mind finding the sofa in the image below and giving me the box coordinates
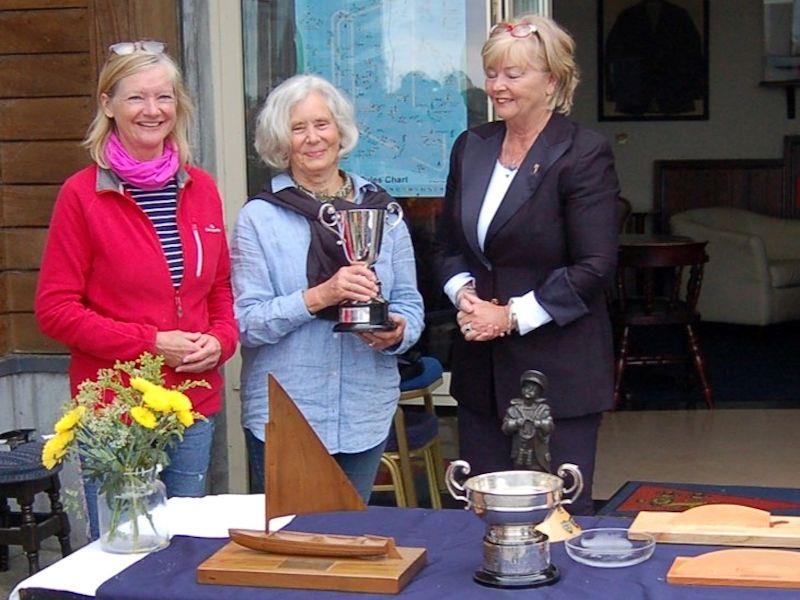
[670,207,800,326]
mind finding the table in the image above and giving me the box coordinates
[11,495,288,600]
[14,498,800,599]
[619,234,694,247]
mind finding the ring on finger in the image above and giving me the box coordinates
[464,323,473,333]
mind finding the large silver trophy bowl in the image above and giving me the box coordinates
[446,460,583,588]
[318,201,403,332]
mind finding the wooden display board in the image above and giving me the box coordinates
[629,504,800,548]
[198,542,426,594]
[668,548,800,589]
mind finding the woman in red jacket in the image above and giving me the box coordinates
[35,41,237,538]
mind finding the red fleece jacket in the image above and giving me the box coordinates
[35,164,237,416]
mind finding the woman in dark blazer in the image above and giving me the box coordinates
[434,15,619,514]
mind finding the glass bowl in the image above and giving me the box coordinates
[564,528,655,568]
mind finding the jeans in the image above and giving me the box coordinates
[244,427,387,504]
[84,416,216,540]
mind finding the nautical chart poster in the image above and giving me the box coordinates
[294,0,468,197]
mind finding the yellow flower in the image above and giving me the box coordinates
[42,442,61,469]
[176,410,194,427]
[129,377,157,394]
[166,390,192,413]
[142,387,173,413]
[58,430,75,445]
[41,431,75,469]
[54,406,86,433]
[130,406,157,429]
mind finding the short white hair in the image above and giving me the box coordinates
[254,74,359,170]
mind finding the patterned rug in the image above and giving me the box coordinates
[598,481,800,516]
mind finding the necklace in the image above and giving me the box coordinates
[499,137,539,171]
[292,170,353,202]
[499,114,552,170]
[499,147,527,171]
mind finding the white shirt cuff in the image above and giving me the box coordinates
[444,272,474,307]
[512,291,553,335]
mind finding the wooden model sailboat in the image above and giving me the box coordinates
[197,375,427,594]
[228,375,400,558]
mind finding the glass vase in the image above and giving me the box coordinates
[98,467,170,553]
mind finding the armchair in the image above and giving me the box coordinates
[670,208,800,325]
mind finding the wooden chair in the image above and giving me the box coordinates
[0,435,72,575]
[373,357,444,509]
[613,241,713,409]
[617,196,633,234]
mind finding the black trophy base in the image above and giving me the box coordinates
[473,564,560,589]
[333,300,397,333]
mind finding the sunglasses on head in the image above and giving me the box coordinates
[108,40,166,55]
[490,22,538,39]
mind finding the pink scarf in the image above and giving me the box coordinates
[105,131,180,190]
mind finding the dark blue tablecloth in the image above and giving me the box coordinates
[93,506,798,599]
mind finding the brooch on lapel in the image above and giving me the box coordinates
[532,163,541,175]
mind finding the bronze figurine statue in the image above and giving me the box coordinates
[501,370,554,473]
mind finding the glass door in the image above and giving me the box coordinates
[242,0,493,198]
[240,0,551,352]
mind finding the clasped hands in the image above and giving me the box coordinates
[456,285,511,342]
[155,330,222,373]
[303,264,406,351]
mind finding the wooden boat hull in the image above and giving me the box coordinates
[229,528,401,558]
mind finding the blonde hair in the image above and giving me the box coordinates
[482,14,579,114]
[83,49,194,168]
[254,74,359,170]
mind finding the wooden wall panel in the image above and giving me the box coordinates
[0,54,92,98]
[0,272,37,312]
[783,136,800,220]
[10,313,66,353]
[0,141,90,183]
[89,0,129,74]
[0,9,88,54]
[654,159,787,231]
[1,1,87,8]
[0,315,8,355]
[131,0,179,54]
[1,229,48,270]
[0,97,93,141]
[90,0,180,78]
[0,185,60,227]
[0,0,179,356]
[0,273,6,313]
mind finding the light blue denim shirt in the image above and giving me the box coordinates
[231,172,424,453]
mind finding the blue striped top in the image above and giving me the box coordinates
[126,180,184,287]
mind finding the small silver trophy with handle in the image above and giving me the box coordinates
[446,461,583,588]
[318,201,404,332]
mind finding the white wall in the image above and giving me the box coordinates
[556,0,800,212]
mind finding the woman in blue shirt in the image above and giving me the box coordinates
[231,74,424,501]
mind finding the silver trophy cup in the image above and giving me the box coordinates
[318,201,404,332]
[446,460,583,588]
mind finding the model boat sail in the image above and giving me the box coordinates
[228,375,399,558]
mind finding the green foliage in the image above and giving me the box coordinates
[55,353,208,496]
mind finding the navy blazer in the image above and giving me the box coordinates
[434,114,620,419]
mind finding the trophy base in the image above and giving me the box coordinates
[333,322,396,333]
[473,564,559,589]
[333,300,397,333]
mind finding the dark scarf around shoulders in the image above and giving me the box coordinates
[249,182,396,321]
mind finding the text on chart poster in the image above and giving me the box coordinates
[294,0,468,197]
